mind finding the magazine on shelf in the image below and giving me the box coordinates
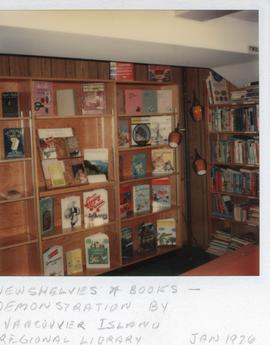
[3,128,25,159]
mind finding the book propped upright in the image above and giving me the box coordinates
[125,89,142,115]
[83,189,109,228]
[151,148,175,175]
[84,148,109,183]
[121,227,133,259]
[3,128,24,159]
[143,90,158,114]
[33,81,54,116]
[61,196,81,232]
[157,218,176,246]
[85,232,110,269]
[81,83,105,115]
[157,89,173,113]
[56,89,77,116]
[39,197,54,236]
[110,62,134,81]
[133,184,150,214]
[43,245,64,276]
[152,178,171,212]
[148,65,172,82]
[2,92,19,117]
[66,248,83,275]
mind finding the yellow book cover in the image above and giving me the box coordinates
[66,248,83,275]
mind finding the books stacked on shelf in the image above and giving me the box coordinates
[84,148,108,183]
[229,232,257,251]
[211,135,259,166]
[152,178,171,212]
[206,230,231,256]
[43,245,64,276]
[206,71,229,105]
[210,106,258,132]
[66,248,83,275]
[157,218,176,246]
[211,166,259,196]
[110,62,134,81]
[121,227,133,259]
[61,196,81,232]
[230,82,259,104]
[83,189,109,228]
[247,204,259,226]
[85,232,110,269]
[2,92,19,117]
[81,83,105,115]
[3,128,24,159]
[33,81,54,116]
[148,65,172,82]
[151,148,175,175]
[212,194,233,219]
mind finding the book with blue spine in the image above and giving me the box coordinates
[132,153,146,178]
[3,128,24,159]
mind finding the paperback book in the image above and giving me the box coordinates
[84,148,109,183]
[43,245,64,276]
[120,184,133,218]
[33,81,54,116]
[83,188,109,228]
[148,65,172,82]
[68,158,88,184]
[131,117,151,146]
[157,218,176,246]
[121,227,133,259]
[138,222,157,253]
[41,159,66,188]
[157,89,173,113]
[152,178,171,212]
[143,90,158,113]
[151,148,175,175]
[61,195,81,231]
[132,153,146,178]
[124,89,142,114]
[66,248,83,275]
[150,116,172,145]
[133,184,150,214]
[118,119,130,147]
[3,128,24,159]
[39,197,54,236]
[2,92,19,117]
[56,89,77,116]
[81,83,105,115]
[85,232,110,269]
[110,62,134,81]
[206,71,229,105]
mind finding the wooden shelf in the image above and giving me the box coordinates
[208,102,258,108]
[0,234,37,250]
[0,194,34,204]
[209,131,259,135]
[35,114,113,120]
[0,157,32,164]
[119,144,171,152]
[210,162,259,169]
[118,112,175,117]
[0,116,31,121]
[210,191,259,200]
[121,205,179,223]
[120,172,179,184]
[211,215,259,227]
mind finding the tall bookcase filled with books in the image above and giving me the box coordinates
[205,73,259,256]
[0,78,40,275]
[116,82,183,266]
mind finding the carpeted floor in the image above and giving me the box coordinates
[103,246,213,276]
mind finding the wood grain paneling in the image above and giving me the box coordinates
[88,61,98,79]
[51,58,67,78]
[0,56,10,76]
[65,59,77,78]
[74,60,89,79]
[97,61,110,79]
[28,57,52,78]
[9,56,29,76]
[134,64,148,81]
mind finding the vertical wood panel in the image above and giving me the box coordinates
[51,58,67,78]
[9,56,29,76]
[0,56,10,76]
[74,60,89,79]
[134,64,148,81]
[97,61,110,79]
[28,57,52,78]
[65,60,76,78]
[88,61,98,79]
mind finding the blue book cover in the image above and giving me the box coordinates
[132,153,146,178]
[143,90,158,113]
[133,184,150,214]
[3,128,24,159]
[40,197,54,236]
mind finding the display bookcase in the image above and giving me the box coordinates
[0,77,183,276]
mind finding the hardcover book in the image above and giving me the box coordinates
[3,128,24,159]
[132,153,146,178]
[152,177,171,212]
[2,92,19,117]
[43,245,64,276]
[121,227,133,259]
[56,89,76,116]
[84,148,108,183]
[124,89,142,114]
[148,65,172,82]
[131,117,151,146]
[39,197,54,236]
[150,116,172,145]
[151,148,175,175]
[110,62,134,81]
[83,188,109,228]
[118,119,130,147]
[33,81,54,116]
[157,89,173,113]
[81,83,105,115]
[85,232,110,269]
[133,184,150,214]
[66,248,83,275]
[41,159,66,188]
[61,195,81,231]
[157,218,176,246]
[143,90,158,113]
[120,184,133,218]
[138,222,157,253]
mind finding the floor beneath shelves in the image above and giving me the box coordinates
[102,246,214,276]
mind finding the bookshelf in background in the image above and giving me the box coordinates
[205,73,259,257]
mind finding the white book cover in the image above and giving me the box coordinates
[61,196,81,231]
[43,245,64,276]
[38,127,74,139]
[157,218,176,246]
[150,115,172,145]
[56,89,76,116]
[85,232,110,269]
[157,89,173,113]
[84,148,108,183]
[83,189,109,228]
[151,148,175,175]
[132,184,151,214]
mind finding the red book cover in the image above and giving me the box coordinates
[125,89,143,114]
[33,81,54,116]
[148,65,172,82]
[110,62,134,81]
[120,184,133,218]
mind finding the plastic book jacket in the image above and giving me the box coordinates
[152,177,171,212]
[61,195,81,231]
[138,222,157,253]
[43,245,64,276]
[83,189,109,228]
[39,197,54,236]
[85,232,110,269]
[33,81,54,116]
[157,218,176,246]
[151,148,175,175]
[3,128,24,159]
[133,184,150,214]
[66,248,83,275]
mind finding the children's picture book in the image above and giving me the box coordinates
[56,89,76,116]
[110,62,134,81]
[118,119,130,147]
[152,178,171,212]
[33,81,54,116]
[66,248,83,275]
[148,65,172,82]
[3,128,24,159]
[85,232,110,269]
[157,89,173,113]
[131,117,151,146]
[84,148,108,183]
[2,92,19,117]
[157,218,176,246]
[133,184,150,214]
[143,90,158,113]
[43,245,64,276]
[65,136,81,158]
[124,89,142,114]
[39,137,57,159]
[83,189,109,228]
[132,153,146,178]
[41,159,66,188]
[39,197,54,236]
[151,148,175,175]
[69,159,88,184]
[138,222,157,253]
[150,116,172,145]
[121,227,133,259]
[61,196,81,231]
[120,184,133,218]
[206,71,229,105]
[81,83,105,115]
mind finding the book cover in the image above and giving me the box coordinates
[138,222,157,253]
[56,89,76,116]
[69,158,88,184]
[150,115,172,145]
[39,137,57,159]
[61,195,81,231]
[39,197,54,236]
[133,184,150,214]
[3,128,24,159]
[157,218,176,246]
[151,148,175,175]
[120,184,132,218]
[148,65,172,82]
[118,119,130,147]
[66,248,83,275]
[110,62,134,81]
[33,81,54,116]
[157,89,173,113]
[83,188,109,228]
[85,232,110,269]
[121,227,133,259]
[81,83,105,115]
[142,90,158,113]
[84,148,108,183]
[152,178,171,212]
[131,117,151,146]
[208,71,229,105]
[132,153,146,178]
[124,89,142,114]
[43,245,64,276]
[41,159,66,188]
[2,92,19,117]
[65,136,81,158]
